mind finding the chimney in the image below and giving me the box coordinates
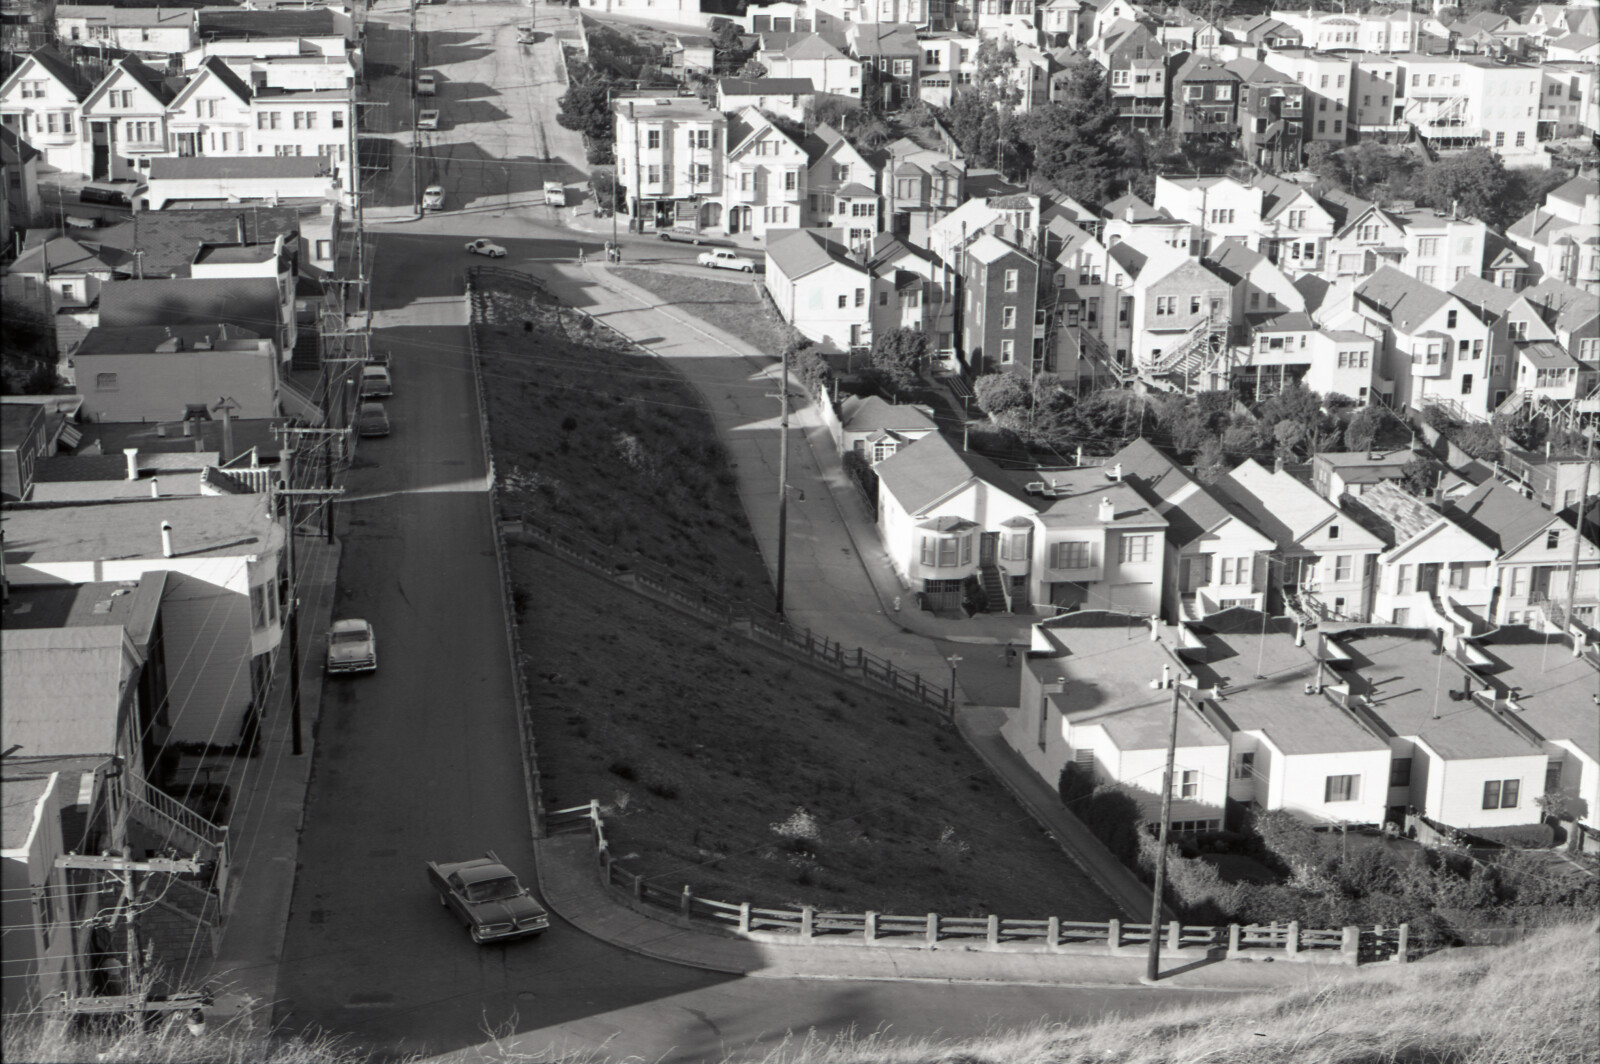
[1112,462,1122,481]
[1098,496,1115,522]
[150,478,160,498]
[123,447,139,481]
[1149,615,1160,642]
[1161,663,1171,689]
[160,521,174,558]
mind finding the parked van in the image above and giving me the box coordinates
[79,184,131,207]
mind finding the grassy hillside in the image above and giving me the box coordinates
[728,921,1600,1064]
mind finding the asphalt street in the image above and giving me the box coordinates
[270,5,1223,1060]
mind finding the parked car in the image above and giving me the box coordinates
[543,180,567,207]
[417,109,441,131]
[422,185,445,211]
[416,72,437,95]
[79,184,131,207]
[657,230,716,246]
[326,619,377,674]
[516,24,536,43]
[360,363,393,398]
[465,238,507,258]
[426,851,549,944]
[697,248,756,272]
[356,401,390,437]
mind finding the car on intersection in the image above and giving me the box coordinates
[465,238,507,258]
[426,851,549,944]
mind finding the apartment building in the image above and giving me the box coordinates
[1102,20,1168,130]
[959,232,1047,379]
[614,95,726,233]
[1395,54,1549,163]
[1444,480,1600,628]
[1171,54,1241,139]
[1325,202,1489,290]
[1227,58,1306,172]
[55,4,196,55]
[1260,48,1355,145]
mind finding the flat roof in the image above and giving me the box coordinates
[2,494,280,566]
[1467,630,1598,761]
[0,574,165,642]
[1181,612,1390,756]
[1332,630,1545,761]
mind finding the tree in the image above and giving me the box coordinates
[590,167,619,212]
[1452,421,1502,462]
[1305,142,1349,191]
[1400,457,1443,497]
[1344,405,1384,452]
[710,20,756,75]
[869,327,930,394]
[1417,148,1511,227]
[973,372,1029,416]
[557,76,615,146]
[938,40,1030,177]
[1019,59,1123,206]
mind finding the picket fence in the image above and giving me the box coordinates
[548,802,1409,966]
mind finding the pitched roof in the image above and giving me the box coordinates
[1109,438,1237,548]
[782,34,851,62]
[0,124,41,166]
[6,47,94,100]
[1203,238,1266,284]
[1443,479,1562,554]
[718,77,815,95]
[1,627,132,756]
[838,395,937,434]
[98,277,282,336]
[104,56,182,107]
[1354,266,1455,335]
[171,56,254,110]
[1340,480,1444,548]
[851,23,919,56]
[89,207,303,278]
[1521,277,1600,332]
[1215,458,1380,549]
[10,235,131,275]
[875,431,1026,514]
[764,228,863,280]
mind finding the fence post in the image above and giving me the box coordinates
[679,885,693,920]
[1167,920,1182,951]
[806,631,814,655]
[1395,923,1409,964]
[1342,925,1360,963]
[800,905,814,941]
[1286,920,1300,959]
[926,913,939,948]
[1228,923,1241,957]
[1047,916,1060,953]
[631,872,642,901]
[856,647,865,671]
[1107,918,1121,951]
[987,914,1000,948]
[738,902,751,935]
[864,911,877,945]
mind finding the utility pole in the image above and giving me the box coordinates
[1565,430,1594,656]
[1146,681,1181,983]
[631,100,642,234]
[772,344,791,615]
[277,446,304,756]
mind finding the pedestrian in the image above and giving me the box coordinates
[578,246,586,265]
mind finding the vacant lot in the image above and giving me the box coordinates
[610,266,798,357]
[478,273,1119,919]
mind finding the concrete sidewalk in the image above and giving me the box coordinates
[200,537,342,1043]
[533,831,1363,994]
[515,262,1157,923]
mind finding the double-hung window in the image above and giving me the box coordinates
[1324,774,1359,802]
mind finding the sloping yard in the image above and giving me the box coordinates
[609,266,798,356]
[479,272,1120,919]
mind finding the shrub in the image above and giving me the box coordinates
[973,372,1029,415]
[608,760,637,781]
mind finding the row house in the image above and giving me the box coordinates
[1344,480,1500,626]
[1,124,43,244]
[1324,200,1488,289]
[959,232,1050,379]
[1537,63,1593,140]
[613,95,726,233]
[764,227,880,352]
[1507,176,1600,294]
[1445,479,1600,628]
[1227,58,1306,171]
[875,431,1169,615]
[1526,3,1600,43]
[1311,448,1416,502]
[1451,275,1600,422]
[716,77,816,123]
[55,4,196,55]
[809,0,936,38]
[1114,439,1275,622]
[928,190,1041,264]
[1123,244,1234,387]
[1171,54,1241,139]
[915,31,977,108]
[1216,458,1386,621]
[1039,0,1086,49]
[847,22,921,110]
[1152,172,1333,268]
[1224,13,1303,51]
[720,107,807,239]
[1103,20,1169,129]
[3,234,130,354]
[760,34,864,100]
[803,121,882,241]
[1090,1,1146,50]
[1203,238,1305,331]
[1154,7,1223,54]
[1259,48,1354,146]
[884,135,965,246]
[1237,311,1386,406]
[1339,266,1506,419]
[867,233,957,367]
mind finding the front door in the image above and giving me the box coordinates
[176,132,198,157]
[728,206,741,234]
[91,121,110,180]
[1418,563,1441,594]
[979,532,999,566]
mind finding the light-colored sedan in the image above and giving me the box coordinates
[423,185,445,211]
[697,248,756,272]
[326,619,377,674]
[416,72,436,95]
[417,109,441,131]
[466,238,507,258]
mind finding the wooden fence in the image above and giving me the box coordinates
[548,801,1408,966]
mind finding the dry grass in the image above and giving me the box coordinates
[609,266,800,356]
[0,1010,403,1064]
[715,921,1600,1064]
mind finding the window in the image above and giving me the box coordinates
[1333,120,1342,133]
[1119,535,1151,564]
[1155,295,1176,316]
[1417,266,1437,285]
[1318,120,1326,133]
[838,294,848,309]
[695,163,711,183]
[95,372,118,391]
[854,288,865,307]
[333,111,345,128]
[1482,779,1520,809]
[693,129,711,149]
[850,202,875,217]
[1052,541,1091,569]
[1112,69,1130,86]
[1185,84,1203,100]
[647,129,661,149]
[1234,751,1255,780]
[1215,84,1232,101]
[1495,132,1505,147]
[1325,774,1360,802]
[784,170,797,191]
[1546,529,1560,549]
[1001,532,1030,562]
[1002,306,1017,329]
[1209,209,1235,224]
[647,164,661,183]
[1445,308,1457,327]
[1177,770,1199,799]
[1335,555,1352,582]
[1329,524,1339,540]
[893,59,913,78]
[1390,758,1412,788]
[1003,268,1018,293]
[1461,374,1473,396]
[1515,131,1526,147]
[258,111,281,130]
[1000,338,1015,363]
